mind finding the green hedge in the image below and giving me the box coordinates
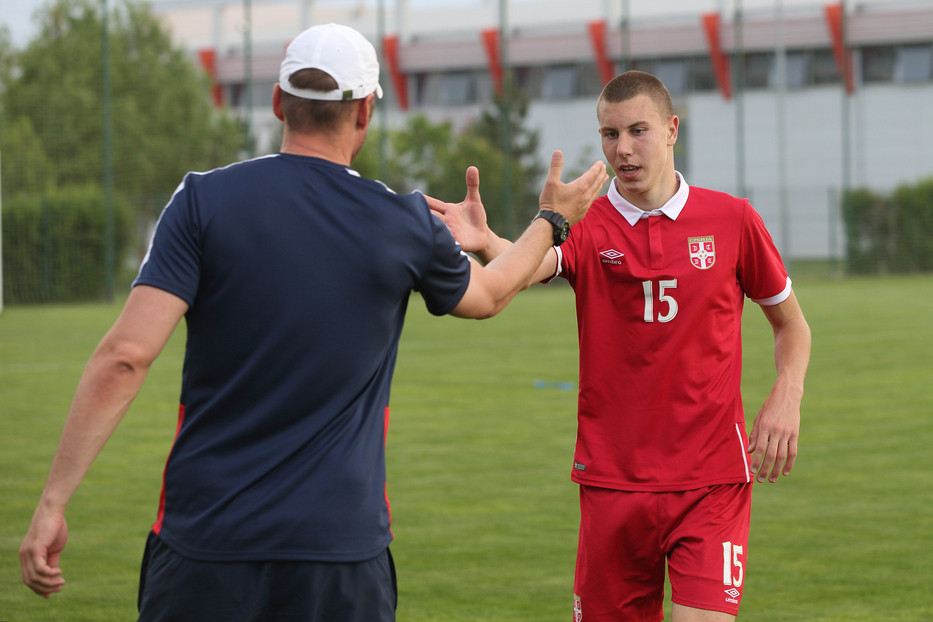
[842,177,933,274]
[2,186,133,304]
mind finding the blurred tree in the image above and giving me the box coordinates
[0,116,55,197]
[1,0,244,211]
[0,25,14,77]
[353,94,545,239]
[354,115,510,234]
[469,84,546,236]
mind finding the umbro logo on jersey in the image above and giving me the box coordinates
[724,588,740,604]
[599,249,624,265]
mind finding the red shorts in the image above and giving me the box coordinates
[573,483,752,622]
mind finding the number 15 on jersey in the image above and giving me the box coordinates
[642,279,678,323]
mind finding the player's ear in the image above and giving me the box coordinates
[668,115,679,146]
[356,93,375,129]
[272,84,285,122]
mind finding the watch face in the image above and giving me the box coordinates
[558,222,570,241]
[537,210,569,245]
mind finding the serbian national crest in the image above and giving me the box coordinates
[688,235,716,270]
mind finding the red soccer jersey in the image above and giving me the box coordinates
[557,176,790,491]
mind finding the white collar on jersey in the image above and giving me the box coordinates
[608,171,690,226]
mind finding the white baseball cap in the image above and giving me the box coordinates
[279,23,384,101]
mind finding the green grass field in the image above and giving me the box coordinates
[2,275,932,620]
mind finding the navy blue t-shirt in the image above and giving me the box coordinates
[134,153,470,562]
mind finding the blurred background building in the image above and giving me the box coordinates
[149,0,933,261]
[2,0,931,302]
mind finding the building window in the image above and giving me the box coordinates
[542,65,578,99]
[536,63,603,100]
[578,63,604,96]
[630,58,654,75]
[414,73,438,106]
[224,81,278,109]
[895,44,933,82]
[809,49,840,85]
[633,57,715,93]
[782,51,810,88]
[655,59,688,94]
[414,71,488,106]
[862,45,896,83]
[227,83,244,107]
[744,52,772,89]
[515,66,544,98]
[438,71,475,105]
[250,81,276,107]
[687,56,717,91]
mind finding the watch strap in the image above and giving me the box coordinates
[534,209,570,246]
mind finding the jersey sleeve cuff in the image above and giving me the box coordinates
[540,247,562,284]
[751,276,792,306]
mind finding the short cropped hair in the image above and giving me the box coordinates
[279,68,357,134]
[598,70,675,120]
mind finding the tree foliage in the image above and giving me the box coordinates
[842,178,933,274]
[354,87,545,239]
[0,0,244,210]
[469,84,546,234]
[3,185,133,303]
[1,0,247,304]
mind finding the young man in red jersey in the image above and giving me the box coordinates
[428,70,811,621]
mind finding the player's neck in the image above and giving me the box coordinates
[616,172,680,212]
[280,130,355,166]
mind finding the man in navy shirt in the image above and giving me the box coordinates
[19,22,607,621]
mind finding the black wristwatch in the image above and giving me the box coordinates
[534,209,570,246]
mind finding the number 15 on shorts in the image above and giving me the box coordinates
[722,541,744,588]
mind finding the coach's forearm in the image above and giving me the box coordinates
[451,219,554,318]
[477,226,560,285]
[38,346,150,512]
[485,218,554,288]
[474,231,513,266]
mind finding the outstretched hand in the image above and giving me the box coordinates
[425,166,490,254]
[427,151,608,253]
[539,151,608,226]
